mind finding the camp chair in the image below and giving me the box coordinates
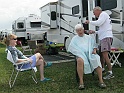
[5,49,37,88]
[19,41,32,56]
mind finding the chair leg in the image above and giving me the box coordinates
[9,68,15,88]
[9,64,24,88]
[92,71,95,76]
[29,63,37,84]
[29,48,32,55]
[9,63,38,88]
[9,68,20,88]
[31,69,38,84]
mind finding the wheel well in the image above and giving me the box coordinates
[64,37,69,47]
[43,32,47,40]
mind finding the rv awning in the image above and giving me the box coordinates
[30,21,41,22]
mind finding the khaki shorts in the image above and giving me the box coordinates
[99,37,113,52]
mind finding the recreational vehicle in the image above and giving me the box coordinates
[0,29,12,41]
[40,0,124,50]
[12,14,46,44]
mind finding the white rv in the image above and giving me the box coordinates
[0,29,12,40]
[12,14,46,44]
[40,0,124,50]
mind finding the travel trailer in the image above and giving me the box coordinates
[40,0,124,50]
[12,14,46,44]
[0,29,12,41]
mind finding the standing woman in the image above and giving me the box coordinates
[4,34,51,82]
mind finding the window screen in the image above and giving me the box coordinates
[51,11,56,20]
[95,0,117,10]
[30,22,41,28]
[17,23,24,28]
[72,5,79,15]
[82,0,88,17]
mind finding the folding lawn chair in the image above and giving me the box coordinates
[19,41,32,56]
[5,49,37,88]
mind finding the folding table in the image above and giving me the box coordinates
[109,50,123,67]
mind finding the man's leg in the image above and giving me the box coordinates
[100,52,105,71]
[102,51,114,79]
[100,37,114,79]
[98,46,105,72]
[102,51,112,71]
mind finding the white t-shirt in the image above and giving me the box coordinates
[90,11,113,40]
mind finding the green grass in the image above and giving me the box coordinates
[0,42,124,93]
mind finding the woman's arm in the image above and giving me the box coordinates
[9,46,32,63]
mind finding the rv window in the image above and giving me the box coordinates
[72,5,79,15]
[82,0,88,17]
[95,0,117,10]
[12,24,14,29]
[30,22,41,28]
[51,11,56,20]
[17,23,24,28]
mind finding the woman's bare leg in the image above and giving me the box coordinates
[95,67,104,83]
[35,53,45,80]
[77,57,84,85]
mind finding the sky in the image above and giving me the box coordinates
[0,0,57,31]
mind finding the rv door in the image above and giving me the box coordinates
[87,0,96,31]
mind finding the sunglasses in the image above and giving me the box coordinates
[12,38,17,40]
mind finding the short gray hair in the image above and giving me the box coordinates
[93,6,102,11]
[75,24,84,30]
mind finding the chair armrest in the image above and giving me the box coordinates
[22,46,30,49]
[15,61,30,65]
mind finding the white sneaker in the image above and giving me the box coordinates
[103,72,114,79]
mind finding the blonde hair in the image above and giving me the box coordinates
[93,6,102,11]
[75,24,84,31]
[4,34,17,46]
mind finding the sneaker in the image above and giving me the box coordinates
[78,84,85,90]
[102,70,106,73]
[45,62,52,68]
[103,72,114,80]
[99,83,106,88]
[40,78,51,82]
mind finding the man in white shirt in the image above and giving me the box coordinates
[85,6,114,79]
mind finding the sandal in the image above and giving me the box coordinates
[99,83,106,88]
[79,84,85,90]
[45,62,52,68]
[40,78,51,82]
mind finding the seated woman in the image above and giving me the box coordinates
[4,34,52,82]
[68,24,106,90]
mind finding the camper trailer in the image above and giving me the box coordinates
[0,29,12,41]
[40,0,124,50]
[12,14,46,44]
